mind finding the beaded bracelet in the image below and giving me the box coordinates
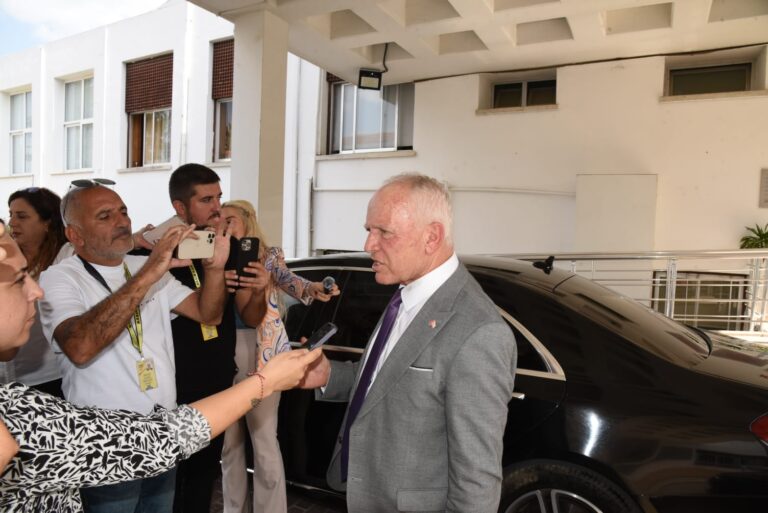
[250,372,266,409]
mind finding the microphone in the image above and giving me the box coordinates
[322,276,335,294]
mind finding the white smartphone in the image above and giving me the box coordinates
[177,230,216,259]
[143,216,186,245]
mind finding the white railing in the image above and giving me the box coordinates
[496,249,768,338]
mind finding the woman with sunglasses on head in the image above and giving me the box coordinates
[2,187,72,397]
[219,200,339,513]
[0,221,322,513]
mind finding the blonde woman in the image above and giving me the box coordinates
[220,200,339,513]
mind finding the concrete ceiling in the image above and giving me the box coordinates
[188,0,768,85]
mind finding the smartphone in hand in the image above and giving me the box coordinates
[236,237,260,278]
[177,231,216,259]
[304,322,338,350]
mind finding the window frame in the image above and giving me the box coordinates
[63,77,94,171]
[668,63,752,97]
[328,82,413,155]
[213,98,232,162]
[493,78,557,109]
[127,107,171,168]
[9,91,32,175]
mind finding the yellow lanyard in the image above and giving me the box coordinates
[189,264,201,289]
[122,264,144,356]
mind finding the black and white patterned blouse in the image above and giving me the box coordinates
[0,382,210,512]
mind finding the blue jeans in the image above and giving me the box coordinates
[81,467,177,513]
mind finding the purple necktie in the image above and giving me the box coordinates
[340,288,403,481]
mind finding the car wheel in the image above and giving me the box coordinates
[499,460,642,513]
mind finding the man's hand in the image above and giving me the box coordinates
[132,224,155,250]
[299,349,331,389]
[139,224,195,283]
[202,221,230,270]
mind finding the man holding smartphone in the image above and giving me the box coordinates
[164,164,268,513]
[38,181,230,513]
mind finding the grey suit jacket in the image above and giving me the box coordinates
[320,264,517,513]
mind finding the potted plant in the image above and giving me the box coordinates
[740,223,768,248]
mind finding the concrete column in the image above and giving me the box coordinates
[231,10,288,245]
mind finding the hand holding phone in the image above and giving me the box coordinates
[177,230,216,259]
[304,322,338,350]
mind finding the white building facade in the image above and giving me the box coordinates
[2,0,768,258]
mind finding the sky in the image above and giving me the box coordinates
[0,0,167,57]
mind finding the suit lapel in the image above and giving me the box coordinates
[356,265,469,419]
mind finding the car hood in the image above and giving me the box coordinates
[692,331,768,389]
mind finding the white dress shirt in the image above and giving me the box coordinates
[363,253,459,390]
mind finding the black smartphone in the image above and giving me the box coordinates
[236,237,260,278]
[304,322,338,350]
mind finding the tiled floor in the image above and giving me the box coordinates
[210,473,347,513]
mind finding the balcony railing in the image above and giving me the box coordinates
[496,249,768,340]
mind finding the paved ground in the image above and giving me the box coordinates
[210,473,347,513]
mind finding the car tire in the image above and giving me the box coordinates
[499,460,642,513]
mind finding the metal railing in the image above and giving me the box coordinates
[495,249,768,338]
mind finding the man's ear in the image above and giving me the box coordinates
[172,200,187,220]
[424,222,445,255]
[65,225,83,248]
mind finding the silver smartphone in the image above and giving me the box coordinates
[177,230,216,259]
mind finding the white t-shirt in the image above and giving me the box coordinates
[39,254,194,413]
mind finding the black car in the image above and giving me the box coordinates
[276,254,768,513]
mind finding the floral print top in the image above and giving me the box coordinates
[257,247,314,367]
[0,382,210,513]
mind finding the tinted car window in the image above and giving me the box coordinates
[284,269,342,342]
[332,270,398,349]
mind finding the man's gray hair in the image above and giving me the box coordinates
[60,187,86,227]
[383,173,453,243]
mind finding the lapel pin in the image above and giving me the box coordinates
[428,319,437,329]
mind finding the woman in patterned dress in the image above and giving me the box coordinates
[220,200,339,513]
[0,222,321,513]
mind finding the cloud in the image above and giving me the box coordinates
[0,0,168,43]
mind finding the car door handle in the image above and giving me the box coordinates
[512,392,525,400]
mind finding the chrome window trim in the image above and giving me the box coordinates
[289,265,373,273]
[499,308,566,380]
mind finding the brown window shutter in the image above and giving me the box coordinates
[212,39,234,100]
[125,53,174,113]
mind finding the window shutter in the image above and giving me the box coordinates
[125,53,174,114]
[212,39,234,100]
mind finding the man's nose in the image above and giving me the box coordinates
[364,233,376,253]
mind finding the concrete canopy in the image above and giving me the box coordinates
[188,0,768,85]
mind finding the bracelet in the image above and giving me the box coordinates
[249,372,266,409]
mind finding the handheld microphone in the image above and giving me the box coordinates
[322,276,335,294]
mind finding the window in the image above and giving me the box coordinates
[10,91,31,174]
[653,271,747,330]
[125,54,173,167]
[212,39,234,162]
[328,81,414,154]
[668,63,751,96]
[493,79,556,108]
[64,78,94,170]
[129,109,170,166]
[214,99,232,160]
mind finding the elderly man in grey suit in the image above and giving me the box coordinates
[302,173,517,512]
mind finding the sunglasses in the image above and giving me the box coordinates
[68,178,116,190]
[61,178,117,224]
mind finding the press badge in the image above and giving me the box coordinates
[201,323,219,341]
[136,358,159,392]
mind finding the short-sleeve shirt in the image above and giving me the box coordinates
[38,255,194,413]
